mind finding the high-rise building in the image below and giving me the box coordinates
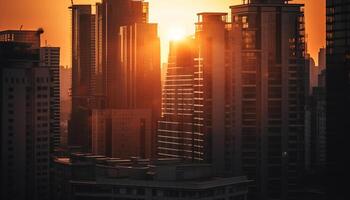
[158,38,196,160]
[95,0,149,109]
[0,37,51,200]
[193,13,232,174]
[119,22,161,156]
[40,47,60,150]
[326,0,349,199]
[157,13,233,174]
[70,1,160,156]
[90,0,161,158]
[230,1,306,199]
[69,5,95,151]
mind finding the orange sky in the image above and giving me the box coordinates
[0,0,325,66]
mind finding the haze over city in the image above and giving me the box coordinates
[0,0,347,200]
[0,0,325,65]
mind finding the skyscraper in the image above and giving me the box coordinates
[92,109,152,158]
[158,13,233,174]
[70,1,159,155]
[40,47,60,150]
[194,13,232,174]
[69,5,95,150]
[95,0,149,109]
[158,38,197,160]
[230,1,306,199]
[119,22,161,156]
[326,0,349,199]
[0,30,51,200]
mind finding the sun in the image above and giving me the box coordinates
[167,27,186,41]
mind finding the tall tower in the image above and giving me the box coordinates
[194,13,232,174]
[158,14,233,173]
[40,47,60,151]
[91,0,161,158]
[69,5,95,150]
[119,22,161,156]
[157,38,197,160]
[95,0,148,109]
[230,1,306,199]
[326,0,349,199]
[0,30,51,200]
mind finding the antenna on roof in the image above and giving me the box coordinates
[20,25,23,31]
[71,0,74,5]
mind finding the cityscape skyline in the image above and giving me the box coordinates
[1,0,347,199]
[0,0,325,66]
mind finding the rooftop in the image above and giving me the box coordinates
[54,153,251,186]
[71,176,250,189]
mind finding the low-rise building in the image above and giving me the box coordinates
[53,153,251,200]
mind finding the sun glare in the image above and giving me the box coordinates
[167,27,186,41]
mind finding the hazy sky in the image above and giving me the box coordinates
[0,0,325,66]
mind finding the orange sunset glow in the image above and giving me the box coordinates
[0,0,325,66]
[1,0,348,199]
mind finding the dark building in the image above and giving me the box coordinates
[326,0,349,199]
[69,5,95,151]
[230,1,307,199]
[157,13,233,174]
[95,0,149,109]
[118,22,161,156]
[40,47,61,151]
[70,1,161,156]
[193,13,233,174]
[0,33,51,199]
[89,0,161,158]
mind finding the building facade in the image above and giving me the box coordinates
[40,47,61,150]
[158,2,307,199]
[0,39,51,200]
[230,1,306,199]
[157,38,196,160]
[70,1,161,157]
[92,109,152,158]
[69,5,96,151]
[157,13,233,174]
[95,0,149,109]
[325,0,349,199]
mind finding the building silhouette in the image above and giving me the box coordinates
[326,0,349,199]
[92,109,152,158]
[68,5,95,151]
[40,47,61,151]
[69,0,161,158]
[95,0,149,108]
[158,0,307,199]
[230,1,306,199]
[0,30,53,200]
[158,13,232,174]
